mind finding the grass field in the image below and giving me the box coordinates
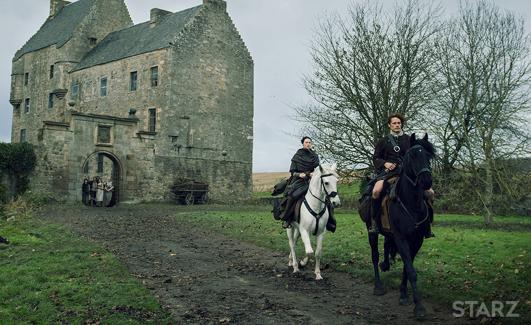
[181,206,531,322]
[1,198,529,323]
[0,214,171,323]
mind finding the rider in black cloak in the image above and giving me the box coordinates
[279,137,336,232]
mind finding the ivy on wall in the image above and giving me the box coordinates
[0,142,37,202]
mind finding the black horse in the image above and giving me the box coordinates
[362,133,435,320]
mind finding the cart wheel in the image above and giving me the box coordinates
[184,192,194,205]
[200,193,208,204]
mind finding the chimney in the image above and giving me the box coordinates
[150,8,172,27]
[50,0,70,18]
[203,0,226,11]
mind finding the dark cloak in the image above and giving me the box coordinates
[289,148,320,174]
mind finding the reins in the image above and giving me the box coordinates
[304,170,337,235]
[397,145,432,229]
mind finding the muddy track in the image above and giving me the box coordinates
[39,204,466,324]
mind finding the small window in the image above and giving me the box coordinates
[24,73,29,86]
[20,129,26,142]
[148,108,156,132]
[24,98,30,113]
[89,37,97,45]
[97,153,104,173]
[49,65,54,79]
[100,77,107,97]
[98,125,111,144]
[48,93,54,109]
[71,81,79,98]
[130,71,138,91]
[150,66,158,87]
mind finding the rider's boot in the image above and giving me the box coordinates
[369,197,381,234]
[326,205,336,233]
[424,223,435,238]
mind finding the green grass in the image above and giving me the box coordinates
[0,216,172,324]
[179,206,531,321]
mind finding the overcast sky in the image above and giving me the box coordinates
[0,0,529,172]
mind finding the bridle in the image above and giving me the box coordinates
[397,144,432,228]
[308,171,338,204]
[304,165,338,235]
[402,145,432,186]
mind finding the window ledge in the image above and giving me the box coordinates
[96,143,113,147]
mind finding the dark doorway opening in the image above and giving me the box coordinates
[82,151,121,207]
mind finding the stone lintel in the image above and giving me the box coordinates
[71,111,139,124]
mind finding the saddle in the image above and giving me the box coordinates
[358,176,399,233]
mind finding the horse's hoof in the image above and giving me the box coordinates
[306,251,314,256]
[298,260,307,268]
[414,304,427,320]
[292,268,299,274]
[399,297,410,306]
[379,261,390,272]
[315,274,323,280]
[373,285,386,296]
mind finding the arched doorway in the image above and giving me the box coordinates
[81,151,122,206]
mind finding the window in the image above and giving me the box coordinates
[24,73,29,86]
[49,65,54,79]
[89,37,97,45]
[130,71,137,91]
[148,108,156,132]
[97,153,104,173]
[98,125,111,144]
[24,98,30,113]
[48,93,54,108]
[100,77,107,97]
[150,66,158,87]
[71,81,79,98]
[20,129,26,142]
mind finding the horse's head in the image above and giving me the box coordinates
[314,163,341,208]
[403,133,436,190]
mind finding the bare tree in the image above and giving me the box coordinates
[297,0,440,171]
[430,0,531,222]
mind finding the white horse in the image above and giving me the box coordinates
[286,163,341,280]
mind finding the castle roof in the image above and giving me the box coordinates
[74,5,202,71]
[14,0,96,61]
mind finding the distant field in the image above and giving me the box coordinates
[252,172,362,201]
[252,172,290,192]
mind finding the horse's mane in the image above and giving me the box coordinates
[317,163,339,178]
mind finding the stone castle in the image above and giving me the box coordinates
[9,0,253,203]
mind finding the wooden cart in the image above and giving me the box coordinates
[170,180,209,205]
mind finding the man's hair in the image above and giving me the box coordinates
[387,113,406,125]
[301,136,312,144]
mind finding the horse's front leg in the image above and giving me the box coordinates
[369,232,386,295]
[286,228,299,273]
[380,236,392,272]
[314,232,325,280]
[399,265,409,305]
[299,226,314,256]
[394,236,426,319]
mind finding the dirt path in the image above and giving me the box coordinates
[39,204,466,324]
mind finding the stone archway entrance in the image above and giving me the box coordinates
[81,151,122,206]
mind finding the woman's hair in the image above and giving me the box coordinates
[301,136,312,144]
[387,113,406,125]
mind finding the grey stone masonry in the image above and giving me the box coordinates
[9,0,254,203]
